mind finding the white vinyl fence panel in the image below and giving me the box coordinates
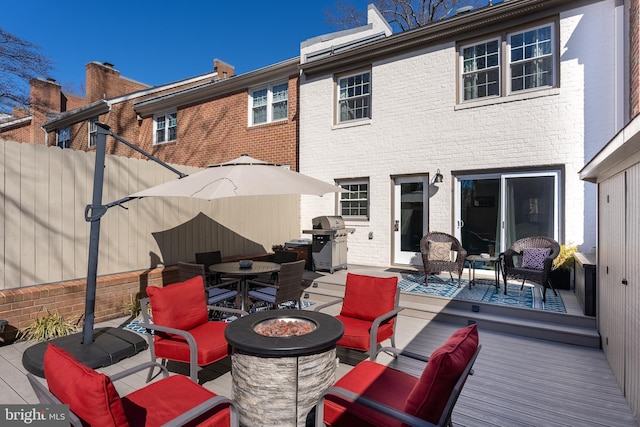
[0,140,300,290]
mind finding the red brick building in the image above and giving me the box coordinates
[0,57,300,170]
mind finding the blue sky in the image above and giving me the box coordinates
[2,0,370,92]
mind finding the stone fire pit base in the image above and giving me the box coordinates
[232,348,336,427]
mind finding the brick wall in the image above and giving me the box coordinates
[631,0,640,118]
[136,73,300,169]
[0,267,179,341]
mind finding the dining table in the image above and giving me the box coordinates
[209,261,281,312]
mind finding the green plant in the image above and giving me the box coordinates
[553,244,578,271]
[20,308,77,342]
[272,244,285,252]
[123,295,141,317]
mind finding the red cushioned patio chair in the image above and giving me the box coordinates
[313,273,403,359]
[315,324,481,427]
[139,275,247,383]
[27,344,238,427]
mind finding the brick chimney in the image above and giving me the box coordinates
[85,61,122,103]
[29,77,62,143]
[213,58,235,80]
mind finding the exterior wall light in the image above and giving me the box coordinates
[433,169,444,184]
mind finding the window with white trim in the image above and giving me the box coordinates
[459,22,555,102]
[461,39,500,101]
[250,82,288,125]
[154,111,177,144]
[508,24,554,93]
[57,127,70,148]
[339,179,369,219]
[88,117,98,148]
[337,71,371,123]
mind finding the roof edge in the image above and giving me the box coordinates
[133,57,300,117]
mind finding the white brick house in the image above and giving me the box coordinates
[298,0,626,268]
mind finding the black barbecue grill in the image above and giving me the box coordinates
[302,216,355,273]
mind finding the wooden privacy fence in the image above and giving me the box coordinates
[0,139,300,290]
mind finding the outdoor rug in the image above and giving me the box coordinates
[398,273,566,313]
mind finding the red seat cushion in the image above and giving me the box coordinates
[335,315,394,351]
[146,276,208,334]
[154,321,229,365]
[324,360,417,427]
[122,375,230,427]
[403,324,479,424]
[340,274,398,321]
[44,344,129,427]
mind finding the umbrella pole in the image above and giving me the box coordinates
[81,123,187,344]
[81,124,108,344]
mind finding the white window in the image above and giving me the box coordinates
[88,117,98,148]
[154,111,177,144]
[459,22,555,103]
[461,38,500,101]
[508,24,554,93]
[337,71,371,123]
[250,82,288,125]
[57,127,70,148]
[339,179,369,219]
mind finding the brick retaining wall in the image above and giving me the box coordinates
[0,266,180,340]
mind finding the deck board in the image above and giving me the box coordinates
[0,314,637,426]
[386,319,636,426]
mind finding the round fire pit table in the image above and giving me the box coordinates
[225,310,343,427]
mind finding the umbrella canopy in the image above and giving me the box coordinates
[130,154,345,200]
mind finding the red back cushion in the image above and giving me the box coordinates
[404,324,479,425]
[44,344,129,427]
[146,276,208,331]
[340,273,398,321]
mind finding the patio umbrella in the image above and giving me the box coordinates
[130,154,346,200]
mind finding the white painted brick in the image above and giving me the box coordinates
[299,1,617,267]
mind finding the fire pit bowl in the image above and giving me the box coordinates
[253,317,317,337]
[225,310,343,426]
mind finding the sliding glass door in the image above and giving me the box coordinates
[454,170,560,254]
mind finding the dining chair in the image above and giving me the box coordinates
[314,273,403,359]
[28,343,239,426]
[177,261,238,306]
[315,324,481,427]
[247,259,306,309]
[140,275,247,383]
[195,250,241,288]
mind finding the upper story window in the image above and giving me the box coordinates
[154,111,177,145]
[337,71,371,123]
[461,39,500,101]
[250,82,288,126]
[508,25,554,93]
[88,117,98,148]
[339,179,369,219]
[459,22,556,103]
[57,127,70,149]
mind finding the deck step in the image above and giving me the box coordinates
[303,270,601,348]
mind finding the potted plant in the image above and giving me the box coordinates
[550,244,578,290]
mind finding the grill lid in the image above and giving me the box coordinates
[312,216,345,230]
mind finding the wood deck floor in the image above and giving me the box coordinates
[1,312,637,426]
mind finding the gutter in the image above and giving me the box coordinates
[41,100,110,132]
[300,0,596,77]
[134,58,300,117]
